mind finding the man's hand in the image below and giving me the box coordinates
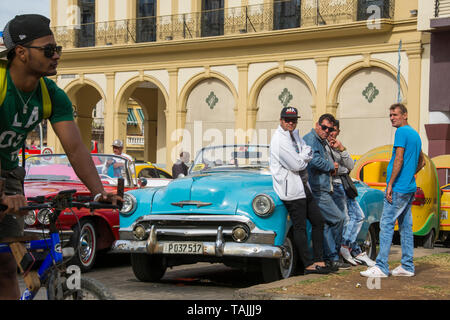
[95,191,123,206]
[0,194,28,222]
[386,184,393,203]
[331,162,339,176]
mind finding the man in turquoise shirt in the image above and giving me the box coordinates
[361,103,425,278]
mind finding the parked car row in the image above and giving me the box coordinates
[111,145,385,283]
[23,144,449,283]
[23,153,172,272]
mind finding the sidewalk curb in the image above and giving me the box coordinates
[234,273,333,300]
[233,246,450,300]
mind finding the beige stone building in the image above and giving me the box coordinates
[46,0,430,167]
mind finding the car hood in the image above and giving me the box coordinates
[24,181,116,197]
[151,170,272,215]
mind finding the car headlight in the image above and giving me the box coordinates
[24,211,37,226]
[37,208,52,225]
[252,194,275,217]
[120,193,137,216]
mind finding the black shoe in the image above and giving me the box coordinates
[330,260,352,270]
[325,261,339,272]
[304,265,331,275]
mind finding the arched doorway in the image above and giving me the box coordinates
[116,78,168,163]
[336,66,405,155]
[183,77,236,158]
[255,73,314,143]
[63,81,105,153]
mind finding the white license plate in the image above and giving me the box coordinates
[163,242,204,254]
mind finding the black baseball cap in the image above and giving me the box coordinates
[0,14,53,58]
[280,106,300,119]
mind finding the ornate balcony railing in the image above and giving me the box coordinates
[127,136,145,146]
[53,0,395,49]
[435,0,450,18]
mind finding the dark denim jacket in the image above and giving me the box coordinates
[303,129,335,192]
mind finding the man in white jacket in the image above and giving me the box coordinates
[270,107,331,274]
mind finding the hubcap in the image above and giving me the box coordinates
[279,238,294,278]
[79,225,95,265]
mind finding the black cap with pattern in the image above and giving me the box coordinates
[280,106,300,119]
[0,14,53,58]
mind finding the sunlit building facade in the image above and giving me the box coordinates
[47,0,429,167]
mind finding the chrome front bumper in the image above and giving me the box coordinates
[111,225,284,259]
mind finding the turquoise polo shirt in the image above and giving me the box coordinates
[386,125,422,194]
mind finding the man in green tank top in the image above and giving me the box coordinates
[0,14,120,300]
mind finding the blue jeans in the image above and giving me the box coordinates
[375,191,415,275]
[314,189,346,262]
[343,197,365,256]
[332,183,364,256]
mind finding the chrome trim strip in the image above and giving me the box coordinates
[171,200,212,208]
[24,228,73,236]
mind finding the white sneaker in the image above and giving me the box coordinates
[360,266,388,278]
[391,265,414,277]
[354,252,376,267]
[340,246,358,266]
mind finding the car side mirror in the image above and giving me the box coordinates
[138,177,148,188]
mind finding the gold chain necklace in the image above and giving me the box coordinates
[14,83,38,114]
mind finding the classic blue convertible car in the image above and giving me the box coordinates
[112,145,384,283]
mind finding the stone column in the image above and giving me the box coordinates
[104,72,115,154]
[236,63,249,144]
[406,47,423,132]
[165,68,179,169]
[315,57,329,122]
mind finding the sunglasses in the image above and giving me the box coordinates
[283,118,298,124]
[23,44,62,58]
[320,124,335,132]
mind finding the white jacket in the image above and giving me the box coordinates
[270,125,313,201]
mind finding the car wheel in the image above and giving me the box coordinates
[70,220,97,273]
[362,225,377,260]
[131,253,167,282]
[423,229,435,249]
[261,233,297,283]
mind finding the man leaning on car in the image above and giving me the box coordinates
[303,113,351,271]
[270,106,331,274]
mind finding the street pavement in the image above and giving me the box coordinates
[18,245,449,300]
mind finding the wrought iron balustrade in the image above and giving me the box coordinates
[435,0,450,17]
[53,0,395,49]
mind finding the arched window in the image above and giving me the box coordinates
[201,0,224,37]
[136,0,156,42]
[273,0,301,30]
[78,0,95,47]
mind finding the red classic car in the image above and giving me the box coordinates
[23,153,171,272]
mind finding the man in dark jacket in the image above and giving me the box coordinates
[303,114,350,271]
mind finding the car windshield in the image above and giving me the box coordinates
[190,145,270,174]
[25,154,133,186]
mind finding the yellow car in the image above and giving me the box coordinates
[440,184,450,241]
[350,145,440,248]
[432,154,450,246]
[134,161,172,179]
